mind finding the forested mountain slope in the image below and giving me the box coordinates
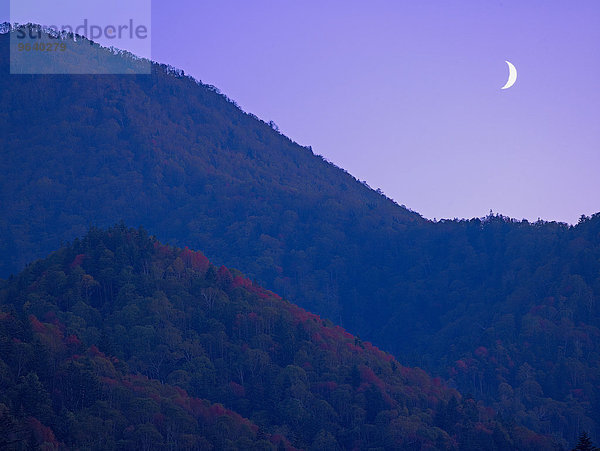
[0,25,420,299]
[2,26,600,447]
[0,226,556,449]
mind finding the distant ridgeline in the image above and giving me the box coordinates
[1,24,600,447]
[3,23,151,74]
[0,226,558,449]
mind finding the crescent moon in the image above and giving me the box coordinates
[501,60,517,90]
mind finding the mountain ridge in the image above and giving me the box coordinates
[0,225,557,449]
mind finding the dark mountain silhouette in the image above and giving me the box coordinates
[0,225,556,449]
[1,25,599,447]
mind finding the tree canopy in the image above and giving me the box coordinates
[0,226,559,449]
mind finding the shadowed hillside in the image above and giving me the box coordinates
[0,226,557,449]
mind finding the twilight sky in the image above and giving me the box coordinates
[4,1,600,223]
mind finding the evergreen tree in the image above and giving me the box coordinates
[573,432,598,451]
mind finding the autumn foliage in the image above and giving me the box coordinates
[0,226,559,450]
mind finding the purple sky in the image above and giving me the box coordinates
[5,1,600,223]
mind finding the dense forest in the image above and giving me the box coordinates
[0,226,556,449]
[2,26,600,447]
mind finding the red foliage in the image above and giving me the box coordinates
[29,315,46,333]
[267,291,282,300]
[233,276,252,289]
[101,376,119,387]
[65,334,81,346]
[174,385,187,398]
[88,345,101,356]
[286,304,321,325]
[181,246,210,272]
[346,342,361,353]
[474,346,489,358]
[217,265,233,286]
[455,359,468,371]
[270,434,297,451]
[571,388,584,398]
[482,406,496,420]
[362,341,393,362]
[229,381,246,397]
[311,332,322,343]
[170,386,257,432]
[209,403,228,418]
[44,311,58,324]
[70,253,86,268]
[27,417,60,448]
[337,327,354,340]
[154,242,173,257]
[475,423,493,435]
[359,365,385,390]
